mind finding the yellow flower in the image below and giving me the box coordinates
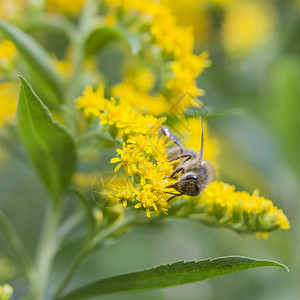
[134,188,169,218]
[72,171,102,189]
[195,181,290,234]
[221,2,274,57]
[107,0,210,102]
[52,56,72,78]
[0,40,17,61]
[0,82,18,126]
[110,142,142,176]
[76,85,107,118]
[0,0,28,20]
[109,181,136,207]
[0,284,13,300]
[78,84,289,230]
[46,0,87,14]
[76,85,174,217]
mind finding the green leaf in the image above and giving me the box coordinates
[0,20,63,107]
[18,76,76,200]
[59,256,288,300]
[85,27,131,56]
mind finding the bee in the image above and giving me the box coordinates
[161,117,216,200]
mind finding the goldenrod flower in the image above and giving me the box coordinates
[0,284,13,300]
[46,0,86,14]
[106,0,210,106]
[0,0,28,20]
[77,85,290,233]
[0,82,18,126]
[52,56,73,79]
[188,181,290,234]
[110,142,141,176]
[77,85,174,217]
[113,83,170,116]
[134,188,169,218]
[0,40,17,62]
[221,2,274,56]
[109,181,136,207]
[76,85,107,118]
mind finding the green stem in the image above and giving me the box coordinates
[0,209,34,279]
[52,212,138,300]
[65,0,99,106]
[28,202,62,300]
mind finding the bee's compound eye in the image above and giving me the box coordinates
[186,175,198,180]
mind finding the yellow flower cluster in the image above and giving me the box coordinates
[112,83,170,116]
[0,0,28,20]
[0,284,13,300]
[221,2,274,56]
[77,85,290,233]
[0,40,17,62]
[192,181,290,234]
[107,0,211,99]
[0,82,18,126]
[77,85,176,217]
[46,0,86,14]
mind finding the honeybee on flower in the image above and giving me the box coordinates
[76,84,290,236]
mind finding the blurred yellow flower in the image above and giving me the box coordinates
[112,83,170,116]
[0,284,13,300]
[221,1,274,56]
[52,56,73,78]
[160,0,210,41]
[76,84,107,118]
[0,0,28,20]
[0,82,18,126]
[72,171,102,188]
[0,40,17,62]
[107,0,210,100]
[46,0,87,14]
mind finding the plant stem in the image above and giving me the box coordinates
[52,212,138,300]
[28,202,61,300]
[65,0,99,106]
[0,209,34,279]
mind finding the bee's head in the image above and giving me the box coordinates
[176,174,201,196]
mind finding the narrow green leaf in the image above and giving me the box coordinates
[18,76,76,200]
[0,20,63,106]
[85,27,130,56]
[59,256,288,300]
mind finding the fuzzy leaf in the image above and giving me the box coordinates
[59,256,288,300]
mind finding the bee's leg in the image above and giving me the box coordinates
[161,126,183,154]
[168,154,192,163]
[165,192,183,201]
[169,167,184,178]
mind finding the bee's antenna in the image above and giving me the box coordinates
[198,117,204,166]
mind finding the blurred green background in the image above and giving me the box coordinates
[1,0,300,299]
